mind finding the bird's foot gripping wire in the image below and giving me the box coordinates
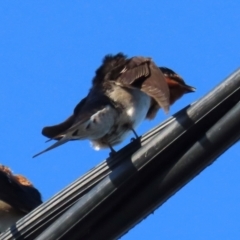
[130,127,139,142]
[108,144,117,157]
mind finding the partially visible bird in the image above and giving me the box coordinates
[0,165,42,233]
[33,53,195,157]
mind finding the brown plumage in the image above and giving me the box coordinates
[34,53,195,157]
[146,67,195,120]
[0,165,42,233]
[160,67,196,104]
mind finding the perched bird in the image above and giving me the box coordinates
[0,165,42,233]
[33,53,195,157]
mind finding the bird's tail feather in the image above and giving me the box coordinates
[33,137,69,158]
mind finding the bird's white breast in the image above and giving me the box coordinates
[125,89,151,128]
[91,87,151,150]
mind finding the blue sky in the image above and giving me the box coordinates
[1,1,240,239]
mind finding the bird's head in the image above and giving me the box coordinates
[159,67,196,105]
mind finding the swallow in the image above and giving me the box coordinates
[33,53,195,157]
[0,165,42,233]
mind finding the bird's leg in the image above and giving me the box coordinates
[108,143,116,157]
[130,127,139,140]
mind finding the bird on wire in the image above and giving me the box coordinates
[33,53,195,157]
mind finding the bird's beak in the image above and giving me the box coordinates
[184,85,196,93]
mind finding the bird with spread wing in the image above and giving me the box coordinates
[34,53,195,157]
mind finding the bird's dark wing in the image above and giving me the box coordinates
[41,91,114,140]
[73,91,112,120]
[42,97,88,139]
[0,170,42,213]
[116,57,170,113]
[33,91,116,158]
[42,115,75,139]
